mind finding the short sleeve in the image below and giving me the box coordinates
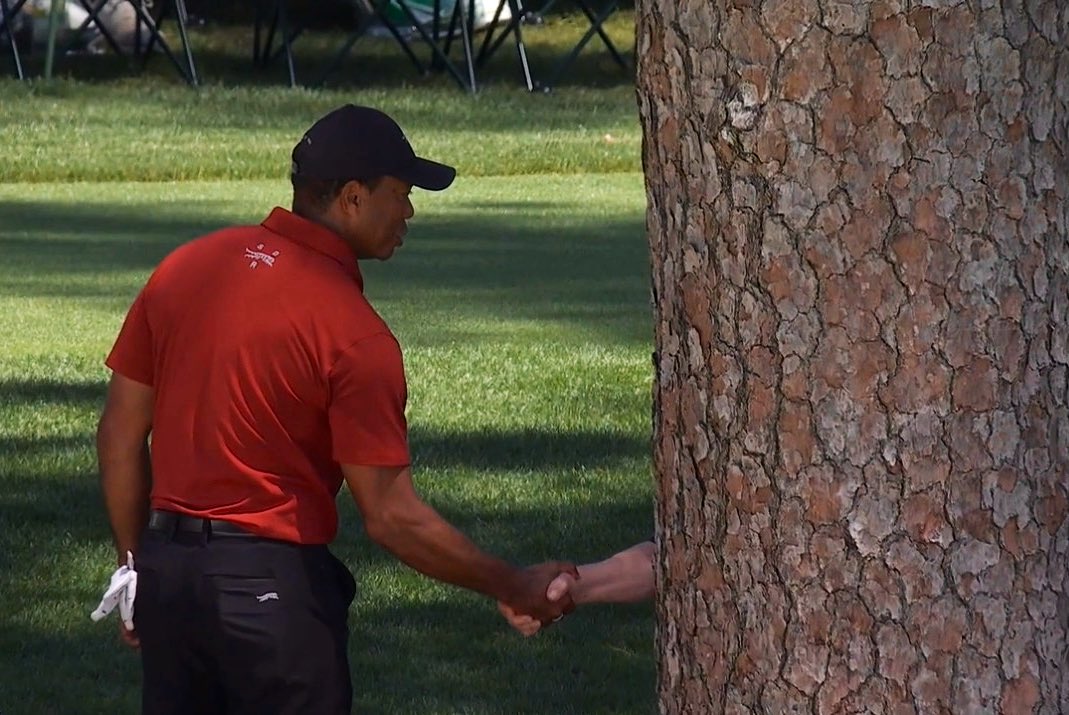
[329,333,410,467]
[105,289,155,386]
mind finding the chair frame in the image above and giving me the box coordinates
[66,0,198,84]
[0,0,30,79]
[477,0,628,91]
[255,0,478,91]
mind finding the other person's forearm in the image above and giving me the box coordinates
[570,541,655,604]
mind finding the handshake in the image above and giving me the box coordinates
[496,540,657,636]
[497,566,578,636]
[496,561,580,627]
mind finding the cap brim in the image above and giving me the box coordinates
[400,157,456,191]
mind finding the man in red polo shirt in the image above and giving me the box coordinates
[96,104,577,715]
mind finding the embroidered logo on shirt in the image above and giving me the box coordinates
[245,243,280,269]
[256,592,280,603]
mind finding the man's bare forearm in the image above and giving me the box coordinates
[346,464,576,621]
[99,438,152,564]
[367,499,521,601]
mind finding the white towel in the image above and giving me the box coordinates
[90,551,137,631]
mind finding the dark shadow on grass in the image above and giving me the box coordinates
[346,599,654,714]
[1,593,654,714]
[0,433,92,454]
[1,420,653,713]
[411,425,645,471]
[0,381,648,469]
[0,195,650,344]
[0,374,650,549]
[0,200,228,275]
[0,378,105,404]
[0,383,653,711]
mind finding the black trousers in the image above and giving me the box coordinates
[134,515,357,715]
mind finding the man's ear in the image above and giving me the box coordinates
[339,179,369,215]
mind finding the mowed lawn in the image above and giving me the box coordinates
[0,24,656,712]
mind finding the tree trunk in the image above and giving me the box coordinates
[637,1,1068,712]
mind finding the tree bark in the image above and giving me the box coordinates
[637,1,1068,713]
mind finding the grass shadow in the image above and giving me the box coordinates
[0,378,107,404]
[0,194,650,344]
[411,425,646,471]
[1,417,653,712]
[1,586,654,714]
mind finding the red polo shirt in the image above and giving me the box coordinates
[106,207,410,544]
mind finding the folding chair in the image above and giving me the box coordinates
[477,0,628,91]
[320,0,477,91]
[0,0,29,78]
[403,0,477,89]
[474,0,535,90]
[61,0,198,84]
[253,0,475,91]
[539,0,626,89]
[252,0,301,86]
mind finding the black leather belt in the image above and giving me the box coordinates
[147,509,256,538]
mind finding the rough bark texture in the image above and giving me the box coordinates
[637,1,1068,713]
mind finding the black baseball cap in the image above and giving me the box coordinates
[291,105,456,191]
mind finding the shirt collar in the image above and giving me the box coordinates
[261,207,363,288]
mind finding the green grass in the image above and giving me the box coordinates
[0,180,654,714]
[0,11,653,711]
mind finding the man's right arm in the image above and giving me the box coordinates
[342,463,577,622]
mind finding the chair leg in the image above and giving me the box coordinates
[262,2,280,67]
[574,0,625,69]
[439,0,460,63]
[72,0,127,56]
[45,0,64,78]
[314,12,409,86]
[395,0,472,89]
[252,0,263,64]
[508,0,534,91]
[259,1,302,72]
[457,0,475,91]
[370,3,425,74]
[540,0,622,90]
[135,0,198,85]
[172,0,198,84]
[0,0,27,79]
[275,0,296,87]
[473,0,534,90]
[477,0,520,66]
